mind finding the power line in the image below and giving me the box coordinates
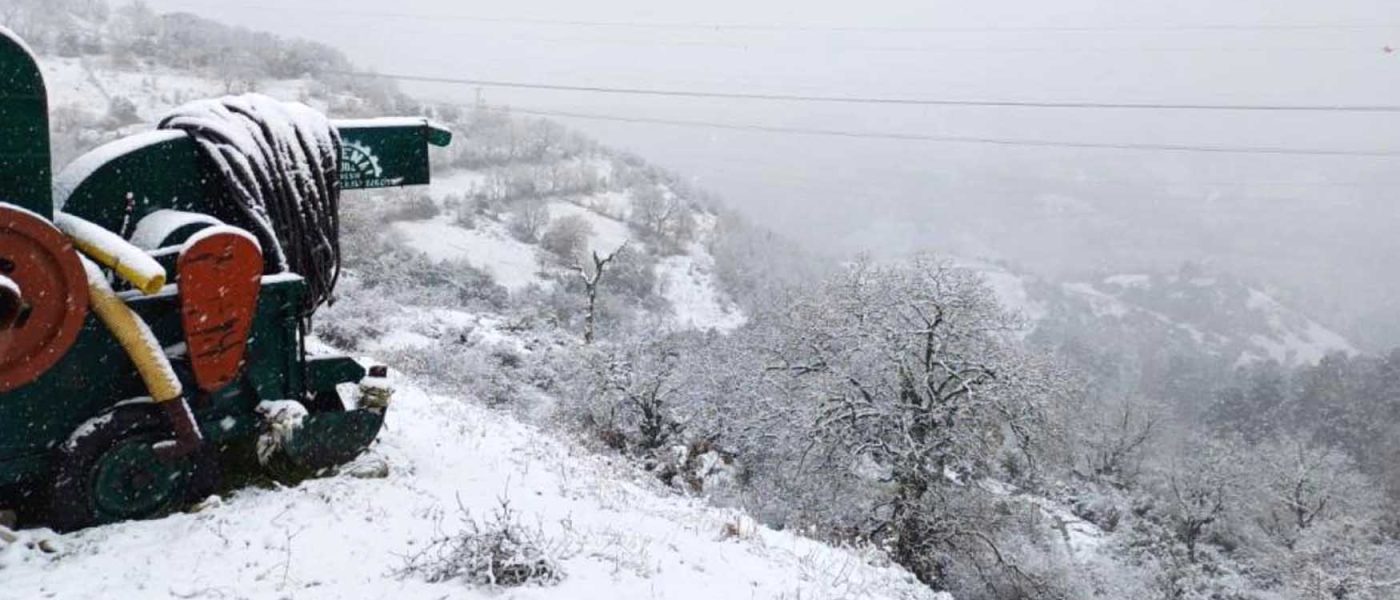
[162,2,1395,55]
[394,35,1378,55]
[472,105,1400,158]
[160,1,1400,34]
[346,71,1400,113]
[659,151,1400,190]
[378,35,1375,56]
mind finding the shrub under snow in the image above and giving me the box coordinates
[397,498,570,588]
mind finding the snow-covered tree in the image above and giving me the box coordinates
[629,185,694,250]
[737,256,1073,588]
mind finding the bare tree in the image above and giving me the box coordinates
[1079,395,1160,488]
[571,243,627,344]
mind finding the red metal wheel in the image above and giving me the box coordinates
[0,204,90,392]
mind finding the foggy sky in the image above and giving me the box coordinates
[144,0,1400,345]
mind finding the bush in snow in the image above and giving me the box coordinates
[344,237,508,311]
[539,214,594,266]
[383,340,527,408]
[398,498,567,588]
[379,192,440,223]
[628,185,696,254]
[102,96,140,129]
[577,337,687,452]
[506,199,551,243]
[604,246,661,306]
[438,193,476,228]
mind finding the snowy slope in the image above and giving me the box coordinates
[656,214,745,332]
[392,190,744,332]
[657,246,746,333]
[11,21,913,596]
[394,216,545,292]
[1240,288,1356,365]
[968,263,1356,367]
[5,38,858,600]
[3,378,938,600]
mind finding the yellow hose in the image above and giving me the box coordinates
[80,258,182,403]
[56,213,166,295]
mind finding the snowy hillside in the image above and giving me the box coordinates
[965,261,1356,367]
[389,191,744,334]
[3,375,937,600]
[13,3,1400,598]
[0,14,893,600]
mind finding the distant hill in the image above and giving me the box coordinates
[969,260,1356,368]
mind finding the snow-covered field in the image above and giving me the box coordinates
[3,377,938,600]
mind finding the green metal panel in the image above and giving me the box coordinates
[0,275,310,486]
[0,26,452,499]
[283,408,384,471]
[58,121,453,236]
[55,132,214,238]
[244,275,305,402]
[0,317,144,471]
[0,28,52,217]
[305,355,366,394]
[336,118,453,190]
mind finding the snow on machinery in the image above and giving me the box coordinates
[0,27,451,530]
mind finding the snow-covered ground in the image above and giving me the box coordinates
[3,378,938,600]
[393,216,545,292]
[657,244,746,333]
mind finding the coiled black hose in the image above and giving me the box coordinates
[159,94,342,317]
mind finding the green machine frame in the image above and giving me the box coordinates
[0,26,450,527]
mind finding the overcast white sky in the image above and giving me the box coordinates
[145,0,1400,340]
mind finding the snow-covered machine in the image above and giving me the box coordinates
[0,27,450,530]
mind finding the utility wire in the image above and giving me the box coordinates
[666,150,1400,188]
[484,105,1400,157]
[158,1,1400,34]
[162,2,1394,54]
[345,71,1400,113]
